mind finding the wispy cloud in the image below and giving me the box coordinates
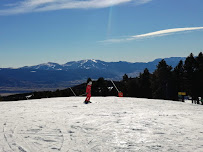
[102,27,203,43]
[134,0,152,5]
[0,0,151,15]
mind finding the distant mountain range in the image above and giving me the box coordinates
[0,57,186,95]
[20,57,186,74]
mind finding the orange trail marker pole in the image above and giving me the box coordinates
[111,80,119,93]
[111,80,123,97]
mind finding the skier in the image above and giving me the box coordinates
[84,78,92,104]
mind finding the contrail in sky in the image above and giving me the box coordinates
[101,27,203,43]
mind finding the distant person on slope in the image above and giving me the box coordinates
[84,78,92,104]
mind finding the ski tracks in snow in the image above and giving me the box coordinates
[0,97,203,152]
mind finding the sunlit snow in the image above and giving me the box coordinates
[0,97,202,152]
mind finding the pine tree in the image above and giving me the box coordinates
[184,53,196,102]
[194,52,203,103]
[122,74,129,97]
[151,59,173,100]
[123,74,129,82]
[173,60,185,101]
[139,68,152,98]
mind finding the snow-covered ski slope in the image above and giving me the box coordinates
[0,97,202,152]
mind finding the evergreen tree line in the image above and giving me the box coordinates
[120,52,203,104]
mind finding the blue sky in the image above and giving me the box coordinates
[0,0,203,68]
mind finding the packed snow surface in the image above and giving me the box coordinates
[0,97,202,152]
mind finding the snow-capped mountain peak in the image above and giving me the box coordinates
[21,62,62,70]
[62,59,108,70]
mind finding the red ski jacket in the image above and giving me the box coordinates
[86,85,92,94]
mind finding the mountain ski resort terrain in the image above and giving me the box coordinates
[0,97,202,152]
